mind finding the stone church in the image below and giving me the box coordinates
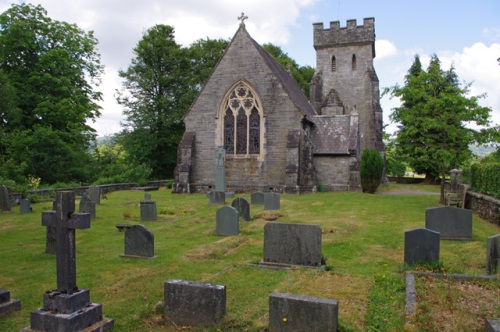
[173,17,384,194]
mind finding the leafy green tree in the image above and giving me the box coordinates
[390,54,499,202]
[360,149,384,193]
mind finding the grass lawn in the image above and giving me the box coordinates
[0,184,498,331]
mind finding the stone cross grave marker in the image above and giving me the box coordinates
[486,234,500,275]
[425,206,472,240]
[0,185,11,212]
[231,197,250,221]
[215,146,226,193]
[121,224,155,258]
[215,206,239,236]
[404,228,440,266]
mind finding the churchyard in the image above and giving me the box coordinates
[0,184,498,331]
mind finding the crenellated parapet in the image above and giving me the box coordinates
[313,18,375,56]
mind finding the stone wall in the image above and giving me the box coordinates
[465,191,500,226]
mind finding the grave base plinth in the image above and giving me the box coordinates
[0,290,21,315]
[43,289,90,314]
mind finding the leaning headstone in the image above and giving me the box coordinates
[208,191,225,205]
[215,146,226,193]
[269,292,338,332]
[42,200,57,254]
[425,206,472,240]
[485,318,500,332]
[120,225,155,258]
[486,234,500,275]
[261,222,323,267]
[26,191,113,331]
[19,199,32,214]
[140,200,157,221]
[264,192,280,210]
[164,279,226,327]
[215,206,239,236]
[231,197,250,221]
[0,185,11,212]
[0,289,21,315]
[404,228,440,266]
[78,193,96,220]
[88,186,101,205]
[251,192,265,205]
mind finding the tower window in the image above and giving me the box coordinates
[352,54,357,70]
[331,56,336,72]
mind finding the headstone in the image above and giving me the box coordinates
[78,193,96,220]
[485,318,500,332]
[88,186,101,205]
[144,193,152,201]
[0,185,11,212]
[225,192,235,199]
[269,292,338,332]
[42,201,57,254]
[231,197,250,221]
[251,192,265,205]
[120,225,155,258]
[425,206,472,240]
[140,200,157,221]
[215,206,239,236]
[19,198,32,214]
[404,228,440,266]
[208,191,225,205]
[486,234,500,275]
[215,146,226,193]
[0,289,21,315]
[27,191,113,331]
[264,192,280,210]
[262,222,323,267]
[164,279,226,327]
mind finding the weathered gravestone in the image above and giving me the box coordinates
[485,318,500,332]
[215,206,239,236]
[261,222,323,267]
[27,191,113,331]
[88,186,101,205]
[78,193,96,220]
[140,200,157,221]
[269,292,338,332]
[208,191,225,205]
[164,279,226,327]
[19,199,32,214]
[404,228,440,266]
[425,206,472,240]
[231,197,250,221]
[120,225,155,258]
[0,185,11,212]
[0,289,21,315]
[42,200,57,254]
[144,193,152,201]
[264,192,280,210]
[486,234,500,275]
[251,192,264,205]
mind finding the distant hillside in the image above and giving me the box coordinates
[469,144,497,158]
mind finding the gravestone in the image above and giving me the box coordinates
[231,197,250,221]
[27,191,113,331]
[215,206,239,236]
[425,206,472,240]
[269,292,338,332]
[78,193,96,220]
[264,192,280,210]
[208,191,225,205]
[164,279,226,327]
[485,318,500,332]
[144,193,152,201]
[88,186,101,205]
[0,289,21,315]
[42,200,57,254]
[215,146,226,193]
[140,200,157,221]
[486,234,500,275]
[19,199,32,214]
[120,225,155,258]
[251,192,265,205]
[404,228,440,266]
[0,185,11,212]
[262,222,323,267]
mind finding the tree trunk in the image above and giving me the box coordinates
[422,173,437,184]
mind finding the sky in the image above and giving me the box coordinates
[1,0,499,136]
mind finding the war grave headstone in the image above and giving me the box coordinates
[251,192,264,205]
[42,200,57,254]
[404,228,440,266]
[164,279,226,327]
[0,289,21,315]
[486,234,500,275]
[215,206,239,236]
[264,192,280,210]
[120,224,155,258]
[19,198,32,214]
[231,197,250,221]
[88,186,101,205]
[208,191,225,205]
[79,193,96,220]
[260,222,323,268]
[0,185,11,212]
[425,206,472,240]
[26,191,113,331]
[485,318,500,332]
[140,200,157,221]
[269,292,338,332]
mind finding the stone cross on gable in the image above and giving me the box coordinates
[41,191,90,294]
[238,12,248,26]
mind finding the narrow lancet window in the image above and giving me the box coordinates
[352,54,357,70]
[331,56,336,72]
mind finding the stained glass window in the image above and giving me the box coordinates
[224,108,234,154]
[236,108,247,154]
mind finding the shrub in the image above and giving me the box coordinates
[360,149,384,194]
[471,162,500,198]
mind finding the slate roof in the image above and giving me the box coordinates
[312,115,357,155]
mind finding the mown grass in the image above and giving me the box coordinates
[0,184,498,331]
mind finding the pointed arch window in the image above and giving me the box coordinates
[352,54,357,70]
[331,55,336,72]
[223,83,261,155]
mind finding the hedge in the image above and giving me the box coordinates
[471,163,500,198]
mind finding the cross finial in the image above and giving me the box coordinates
[238,12,248,27]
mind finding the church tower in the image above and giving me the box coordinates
[310,18,384,153]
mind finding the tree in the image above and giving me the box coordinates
[360,149,384,193]
[390,54,498,202]
[0,3,103,184]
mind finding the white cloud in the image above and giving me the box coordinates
[375,40,397,59]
